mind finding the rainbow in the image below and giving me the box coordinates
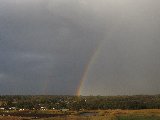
[76,22,117,96]
[42,38,108,95]
[42,41,102,95]
[76,41,104,96]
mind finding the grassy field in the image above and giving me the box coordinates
[33,109,160,120]
[1,109,160,120]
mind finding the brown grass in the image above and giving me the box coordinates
[1,109,160,120]
[0,116,24,120]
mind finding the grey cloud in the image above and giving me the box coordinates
[80,0,160,95]
[0,0,160,95]
[0,0,106,95]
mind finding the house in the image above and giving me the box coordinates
[0,107,5,110]
[9,107,16,110]
[61,109,69,112]
[40,107,46,110]
[19,109,25,111]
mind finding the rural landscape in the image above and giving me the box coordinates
[1,0,160,120]
[0,95,160,120]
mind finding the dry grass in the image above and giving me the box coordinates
[0,116,25,120]
[1,109,160,120]
[36,109,160,120]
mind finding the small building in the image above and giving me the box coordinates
[19,109,25,111]
[0,107,5,110]
[40,107,46,111]
[9,107,16,110]
[61,109,69,112]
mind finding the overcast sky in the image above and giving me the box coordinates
[0,0,160,95]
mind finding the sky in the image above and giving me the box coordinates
[0,0,160,95]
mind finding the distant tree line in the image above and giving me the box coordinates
[0,95,160,110]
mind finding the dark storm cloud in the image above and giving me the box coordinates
[0,0,106,94]
[0,0,160,95]
[80,0,160,95]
